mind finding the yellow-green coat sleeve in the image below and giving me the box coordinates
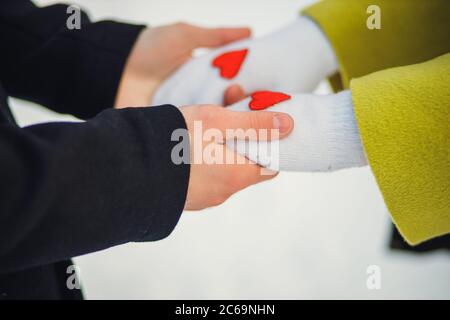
[350,53,450,245]
[303,1,450,244]
[303,0,450,89]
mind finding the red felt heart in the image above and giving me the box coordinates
[212,49,248,79]
[249,91,291,110]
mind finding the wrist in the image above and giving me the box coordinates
[273,16,338,81]
[114,27,161,108]
[114,70,159,108]
[319,90,367,171]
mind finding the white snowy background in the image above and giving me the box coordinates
[11,0,449,299]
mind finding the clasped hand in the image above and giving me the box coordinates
[114,19,365,211]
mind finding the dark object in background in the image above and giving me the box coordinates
[390,226,450,253]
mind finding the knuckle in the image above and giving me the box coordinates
[174,22,191,34]
[175,21,188,29]
[198,106,211,123]
[200,105,220,124]
[247,113,263,131]
[227,171,243,187]
[191,105,203,119]
[257,112,273,129]
[228,167,253,190]
[211,193,226,207]
[224,173,236,187]
[242,166,261,185]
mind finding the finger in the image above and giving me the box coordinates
[230,153,279,190]
[224,84,247,106]
[209,108,294,141]
[247,166,279,185]
[189,25,251,48]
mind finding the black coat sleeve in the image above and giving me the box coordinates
[0,0,145,119]
[0,105,190,273]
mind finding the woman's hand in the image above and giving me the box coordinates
[152,16,338,108]
[226,90,367,172]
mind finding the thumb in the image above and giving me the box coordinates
[189,25,251,48]
[211,109,294,141]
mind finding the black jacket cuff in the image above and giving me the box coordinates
[0,104,189,272]
[136,105,190,241]
[67,21,146,119]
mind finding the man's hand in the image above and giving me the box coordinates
[180,105,293,210]
[115,23,251,108]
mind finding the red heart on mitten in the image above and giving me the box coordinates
[249,91,291,110]
[212,49,248,79]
